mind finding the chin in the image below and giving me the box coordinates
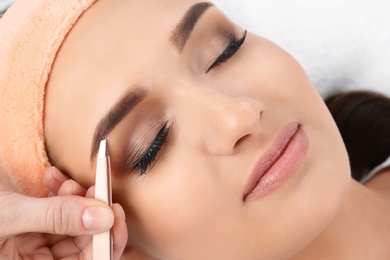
[283,131,351,257]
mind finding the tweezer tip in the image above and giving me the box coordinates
[97,140,107,159]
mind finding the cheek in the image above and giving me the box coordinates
[213,35,318,110]
[117,149,268,259]
[115,156,224,258]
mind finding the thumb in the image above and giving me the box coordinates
[0,190,114,239]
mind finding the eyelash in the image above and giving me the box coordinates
[207,30,247,72]
[134,124,170,176]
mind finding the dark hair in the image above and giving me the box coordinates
[325,91,390,181]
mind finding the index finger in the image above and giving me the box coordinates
[43,167,69,195]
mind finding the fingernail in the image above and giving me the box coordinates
[82,207,114,231]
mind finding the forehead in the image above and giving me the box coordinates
[48,0,212,116]
[44,0,207,183]
[65,0,202,74]
[49,0,209,123]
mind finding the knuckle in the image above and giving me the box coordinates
[46,197,75,235]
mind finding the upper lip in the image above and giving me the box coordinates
[243,122,300,200]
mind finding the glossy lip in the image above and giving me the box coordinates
[243,122,309,201]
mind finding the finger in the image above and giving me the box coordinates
[43,167,69,195]
[46,233,68,247]
[54,238,93,260]
[86,186,95,198]
[58,179,87,197]
[50,204,127,260]
[50,235,91,259]
[46,186,92,246]
[112,203,128,260]
[0,191,114,239]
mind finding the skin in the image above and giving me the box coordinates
[44,0,390,259]
[0,167,127,259]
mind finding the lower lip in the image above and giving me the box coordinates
[245,126,309,201]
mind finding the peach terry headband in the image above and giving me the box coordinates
[0,0,97,196]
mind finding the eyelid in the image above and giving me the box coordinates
[206,29,247,73]
[134,124,170,176]
[123,119,172,176]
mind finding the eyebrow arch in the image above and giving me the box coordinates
[90,87,148,160]
[170,2,214,52]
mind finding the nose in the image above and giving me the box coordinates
[184,87,264,155]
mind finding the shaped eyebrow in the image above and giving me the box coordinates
[90,87,148,161]
[170,2,213,52]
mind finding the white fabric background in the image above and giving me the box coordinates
[0,0,13,17]
[1,0,390,98]
[213,0,390,98]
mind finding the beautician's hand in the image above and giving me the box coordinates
[0,167,128,259]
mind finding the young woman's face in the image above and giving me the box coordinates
[45,0,351,258]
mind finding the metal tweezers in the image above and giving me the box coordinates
[93,140,113,260]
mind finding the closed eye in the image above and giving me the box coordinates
[126,124,170,176]
[207,30,247,73]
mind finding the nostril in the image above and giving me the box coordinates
[259,110,264,123]
[234,134,251,149]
